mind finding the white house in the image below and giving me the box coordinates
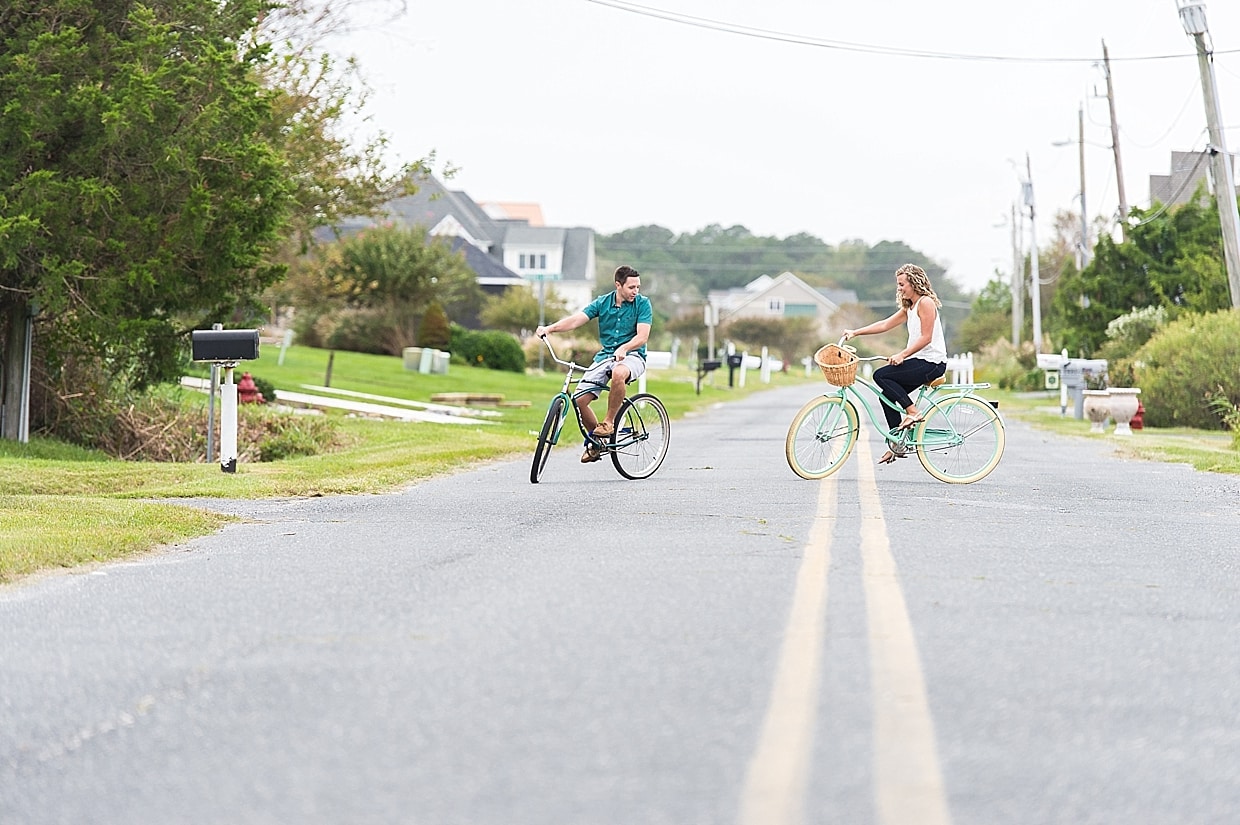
[332,173,597,312]
[707,272,858,335]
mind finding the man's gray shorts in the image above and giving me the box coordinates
[576,354,646,399]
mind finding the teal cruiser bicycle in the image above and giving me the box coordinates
[530,336,670,483]
[785,340,1005,484]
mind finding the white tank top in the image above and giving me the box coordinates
[906,296,947,364]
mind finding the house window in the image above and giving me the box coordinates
[519,254,527,269]
[539,254,547,269]
[768,298,784,314]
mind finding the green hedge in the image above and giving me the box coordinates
[1129,310,1240,429]
[448,326,526,372]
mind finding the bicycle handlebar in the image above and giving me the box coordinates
[539,335,590,372]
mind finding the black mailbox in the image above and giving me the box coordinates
[192,328,260,362]
[700,359,722,373]
[726,354,743,368]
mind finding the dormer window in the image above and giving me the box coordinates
[518,253,548,271]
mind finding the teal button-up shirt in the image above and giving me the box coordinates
[583,291,652,363]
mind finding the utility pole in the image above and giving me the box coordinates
[1077,104,1091,268]
[1102,41,1129,240]
[1011,201,1023,347]
[1178,0,1240,309]
[1024,153,1043,350]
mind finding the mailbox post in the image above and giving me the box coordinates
[191,329,260,473]
[726,353,743,387]
[695,359,721,395]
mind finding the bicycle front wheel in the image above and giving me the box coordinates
[915,396,1005,484]
[610,393,670,480]
[785,395,859,480]
[530,396,566,484]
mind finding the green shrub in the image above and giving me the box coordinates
[326,309,395,355]
[1098,305,1168,363]
[254,409,339,461]
[247,373,277,403]
[974,338,1044,391]
[418,301,452,349]
[1130,310,1240,429]
[449,326,526,372]
[1207,390,1240,449]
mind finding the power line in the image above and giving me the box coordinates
[586,0,1240,63]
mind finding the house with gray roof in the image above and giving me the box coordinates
[338,173,598,313]
[707,272,857,336]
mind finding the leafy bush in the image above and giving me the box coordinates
[1098,305,1168,363]
[325,309,400,355]
[974,338,1044,391]
[32,363,343,462]
[1207,390,1240,449]
[449,325,526,372]
[1130,310,1240,429]
[253,408,341,461]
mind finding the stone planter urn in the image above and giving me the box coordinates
[1083,389,1110,433]
[1107,387,1142,435]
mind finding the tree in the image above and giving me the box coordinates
[254,0,421,259]
[1049,196,1230,356]
[1,0,296,438]
[957,277,1014,354]
[308,226,483,355]
[722,316,821,365]
[479,286,568,336]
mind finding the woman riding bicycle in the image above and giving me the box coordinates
[843,263,948,465]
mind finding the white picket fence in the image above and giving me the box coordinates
[946,352,974,383]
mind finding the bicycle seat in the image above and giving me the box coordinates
[924,376,947,389]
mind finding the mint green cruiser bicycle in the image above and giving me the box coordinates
[785,341,1005,484]
[530,336,670,484]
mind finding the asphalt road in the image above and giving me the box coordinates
[3,384,1239,825]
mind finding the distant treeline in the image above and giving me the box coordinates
[594,224,974,310]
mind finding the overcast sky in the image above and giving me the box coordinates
[328,0,1240,293]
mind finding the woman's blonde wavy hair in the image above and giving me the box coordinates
[895,263,941,311]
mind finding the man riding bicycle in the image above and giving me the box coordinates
[535,265,653,463]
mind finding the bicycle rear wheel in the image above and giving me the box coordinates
[914,396,1005,483]
[785,395,859,480]
[610,393,669,480]
[530,396,566,484]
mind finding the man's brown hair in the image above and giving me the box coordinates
[614,265,641,284]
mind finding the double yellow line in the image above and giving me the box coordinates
[739,435,952,825]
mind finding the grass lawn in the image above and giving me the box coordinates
[988,388,1240,475]
[1,345,818,583]
[4,354,1236,585]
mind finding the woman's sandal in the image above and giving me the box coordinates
[879,450,899,465]
[897,411,925,430]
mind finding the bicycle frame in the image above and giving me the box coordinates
[786,347,1004,483]
[824,358,996,451]
[539,338,646,454]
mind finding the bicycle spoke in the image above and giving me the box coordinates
[611,394,669,479]
[915,396,1004,483]
[785,395,858,480]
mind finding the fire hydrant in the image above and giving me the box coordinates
[237,372,265,404]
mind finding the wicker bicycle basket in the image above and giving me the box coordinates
[814,343,859,387]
